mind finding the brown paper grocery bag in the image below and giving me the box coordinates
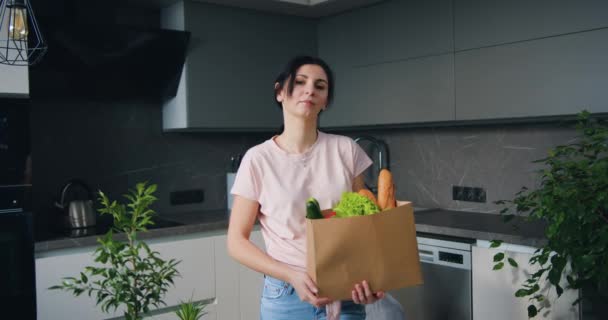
[306,201,423,300]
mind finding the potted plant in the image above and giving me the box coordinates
[492,111,608,318]
[174,299,208,320]
[50,182,181,320]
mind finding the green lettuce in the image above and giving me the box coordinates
[333,192,380,218]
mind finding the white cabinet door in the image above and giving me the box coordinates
[214,234,240,320]
[36,233,216,320]
[239,230,265,320]
[472,241,579,320]
[36,247,118,320]
[0,64,28,97]
[147,234,216,306]
[0,15,29,97]
[214,230,265,320]
[145,303,217,320]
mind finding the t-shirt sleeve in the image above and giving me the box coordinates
[351,139,373,177]
[230,150,261,202]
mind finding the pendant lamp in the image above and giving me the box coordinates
[0,0,47,65]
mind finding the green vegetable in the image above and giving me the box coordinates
[333,192,380,218]
[306,197,324,219]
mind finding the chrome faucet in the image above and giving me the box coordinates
[354,135,389,192]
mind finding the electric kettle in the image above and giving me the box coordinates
[54,179,96,229]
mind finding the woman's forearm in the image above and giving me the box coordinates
[227,235,294,283]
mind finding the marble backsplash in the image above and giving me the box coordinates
[30,99,269,221]
[30,98,578,223]
[349,124,577,214]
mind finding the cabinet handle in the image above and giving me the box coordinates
[419,249,435,262]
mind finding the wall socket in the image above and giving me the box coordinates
[170,189,204,205]
[452,185,486,203]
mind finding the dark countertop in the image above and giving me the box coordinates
[35,210,230,254]
[35,208,546,254]
[413,208,546,247]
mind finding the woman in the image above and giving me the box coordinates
[227,56,385,320]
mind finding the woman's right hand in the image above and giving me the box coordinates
[288,270,333,308]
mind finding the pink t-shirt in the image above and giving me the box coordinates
[230,131,373,270]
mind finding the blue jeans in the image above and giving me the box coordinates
[260,275,366,320]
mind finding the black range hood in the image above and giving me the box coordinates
[30,22,190,101]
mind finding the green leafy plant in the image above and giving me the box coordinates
[49,182,181,320]
[492,111,608,318]
[174,299,208,320]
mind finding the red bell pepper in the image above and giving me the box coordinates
[324,211,337,219]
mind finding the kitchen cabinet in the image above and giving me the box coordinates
[161,1,316,131]
[161,0,608,130]
[319,53,455,128]
[215,229,265,320]
[454,0,608,51]
[35,232,216,320]
[0,64,28,97]
[455,28,608,121]
[472,240,579,320]
[317,0,608,127]
[317,0,453,70]
[317,0,455,128]
[36,246,116,320]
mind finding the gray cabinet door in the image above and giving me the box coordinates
[455,0,608,50]
[320,53,455,128]
[318,0,453,70]
[456,28,608,120]
[318,0,455,128]
[163,1,317,131]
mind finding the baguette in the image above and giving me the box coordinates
[377,169,397,210]
[358,188,379,207]
[384,183,396,210]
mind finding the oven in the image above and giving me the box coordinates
[1,100,36,319]
[0,187,36,320]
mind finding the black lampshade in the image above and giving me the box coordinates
[0,0,47,65]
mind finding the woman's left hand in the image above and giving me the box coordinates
[351,280,385,304]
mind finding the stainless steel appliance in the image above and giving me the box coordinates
[55,179,96,229]
[390,235,473,320]
[354,135,389,193]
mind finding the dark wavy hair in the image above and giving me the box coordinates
[273,56,334,110]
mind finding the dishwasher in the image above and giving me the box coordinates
[389,235,474,320]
